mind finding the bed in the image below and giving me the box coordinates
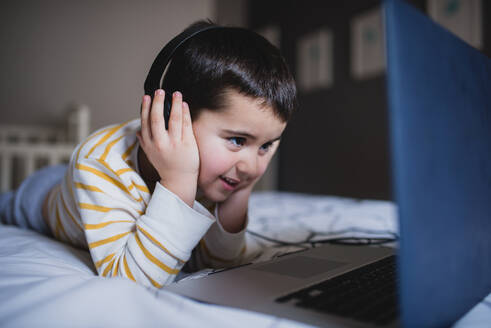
[0,113,489,327]
[0,191,489,327]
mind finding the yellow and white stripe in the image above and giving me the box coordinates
[45,119,249,289]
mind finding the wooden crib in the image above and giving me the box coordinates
[0,105,90,192]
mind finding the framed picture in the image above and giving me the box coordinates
[296,28,334,92]
[350,6,385,80]
[428,0,482,49]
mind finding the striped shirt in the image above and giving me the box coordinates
[44,119,247,288]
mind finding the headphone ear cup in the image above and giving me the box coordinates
[145,25,222,130]
[163,92,172,130]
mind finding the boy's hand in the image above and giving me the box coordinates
[217,178,259,233]
[137,90,199,207]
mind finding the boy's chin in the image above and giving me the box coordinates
[198,188,230,204]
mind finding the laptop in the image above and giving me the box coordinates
[165,0,491,327]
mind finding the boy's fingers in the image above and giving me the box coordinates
[140,95,151,141]
[150,89,167,141]
[136,131,144,147]
[182,102,193,141]
[168,91,183,140]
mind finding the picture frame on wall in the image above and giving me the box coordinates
[350,6,385,80]
[296,28,334,92]
[428,0,482,49]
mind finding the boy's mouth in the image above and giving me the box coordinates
[219,176,240,190]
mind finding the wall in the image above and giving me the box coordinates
[215,0,248,27]
[0,0,215,131]
[249,0,489,200]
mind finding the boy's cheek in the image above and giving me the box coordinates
[200,153,231,176]
[255,161,270,180]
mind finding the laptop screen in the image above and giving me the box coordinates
[385,0,491,326]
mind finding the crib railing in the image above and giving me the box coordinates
[0,105,90,193]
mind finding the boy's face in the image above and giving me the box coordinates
[192,90,287,203]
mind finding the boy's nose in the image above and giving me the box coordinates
[236,152,258,178]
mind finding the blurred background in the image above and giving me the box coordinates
[0,0,489,199]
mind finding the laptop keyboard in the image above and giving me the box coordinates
[275,255,398,326]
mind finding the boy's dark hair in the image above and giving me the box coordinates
[161,20,297,122]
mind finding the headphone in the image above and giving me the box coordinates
[144,24,223,129]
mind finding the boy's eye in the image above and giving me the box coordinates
[260,142,273,152]
[229,137,246,147]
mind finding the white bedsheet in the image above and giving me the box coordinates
[0,191,489,327]
[0,225,311,328]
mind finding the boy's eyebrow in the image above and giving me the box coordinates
[223,129,282,142]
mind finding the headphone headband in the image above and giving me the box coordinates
[144,25,223,96]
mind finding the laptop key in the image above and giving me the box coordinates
[275,255,398,325]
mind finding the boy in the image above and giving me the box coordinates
[0,20,297,288]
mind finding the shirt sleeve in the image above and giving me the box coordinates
[186,204,251,271]
[74,156,214,288]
